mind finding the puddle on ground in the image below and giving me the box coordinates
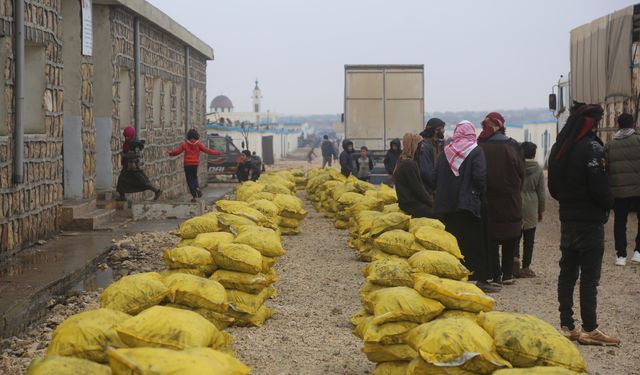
[70,267,115,292]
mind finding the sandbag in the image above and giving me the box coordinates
[348,196,385,216]
[359,281,387,304]
[366,287,445,324]
[227,286,276,315]
[211,269,278,294]
[413,273,495,313]
[364,258,413,287]
[405,318,511,374]
[351,308,371,327]
[382,203,402,214]
[163,273,228,312]
[273,194,307,219]
[408,251,471,281]
[362,342,418,363]
[279,226,301,236]
[215,200,272,226]
[356,211,385,237]
[177,216,220,239]
[247,191,276,202]
[226,304,274,327]
[408,217,446,233]
[335,219,349,229]
[492,367,585,375]
[337,191,365,206]
[107,347,249,375]
[371,248,406,262]
[212,243,263,274]
[279,216,301,229]
[374,230,425,257]
[26,356,112,375]
[115,306,230,350]
[413,226,463,259]
[377,184,398,204]
[47,309,130,363]
[249,199,281,218]
[372,361,410,375]
[407,357,478,375]
[370,213,411,238]
[437,310,479,322]
[100,272,169,315]
[175,238,194,247]
[217,213,258,232]
[235,181,266,201]
[355,316,419,345]
[165,303,235,330]
[233,226,285,257]
[478,311,588,373]
[192,232,235,252]
[163,246,216,274]
[159,268,206,278]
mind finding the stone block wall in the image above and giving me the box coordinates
[0,0,64,258]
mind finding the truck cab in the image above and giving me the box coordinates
[549,74,570,135]
[206,134,242,180]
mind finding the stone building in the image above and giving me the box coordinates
[0,0,213,258]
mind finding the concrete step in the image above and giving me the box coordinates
[96,191,113,201]
[96,199,129,211]
[60,200,96,229]
[64,209,116,231]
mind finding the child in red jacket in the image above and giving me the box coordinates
[169,129,221,202]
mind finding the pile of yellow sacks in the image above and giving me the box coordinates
[305,167,589,375]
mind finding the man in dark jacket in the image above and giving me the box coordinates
[320,135,335,168]
[383,138,402,177]
[237,150,260,182]
[604,113,640,266]
[548,103,619,346]
[394,133,434,217]
[478,112,524,285]
[339,139,357,177]
[418,118,445,193]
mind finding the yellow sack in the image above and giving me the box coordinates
[371,248,406,262]
[413,226,463,259]
[235,181,266,201]
[175,238,194,247]
[279,216,300,228]
[413,273,495,313]
[192,232,235,252]
[355,316,419,345]
[370,212,411,238]
[260,174,295,190]
[165,303,235,330]
[246,191,276,202]
[351,308,371,327]
[373,361,410,375]
[163,246,216,274]
[212,243,263,274]
[374,230,425,257]
[227,286,276,315]
[408,217,446,233]
[383,203,402,214]
[215,200,271,226]
[263,182,293,195]
[163,273,228,312]
[335,219,349,229]
[217,213,258,232]
[211,269,278,294]
[478,311,588,373]
[359,281,387,304]
[262,256,278,272]
[366,287,445,324]
[226,304,274,327]
[177,216,220,239]
[279,226,301,236]
[159,268,206,278]
[233,226,285,257]
[377,184,398,204]
[356,211,385,237]
[274,194,308,219]
[249,199,281,218]
[364,258,413,287]
[115,306,229,350]
[26,356,111,375]
[408,251,471,281]
[407,357,478,375]
[354,178,377,193]
[362,342,418,363]
[337,191,365,206]
[100,272,169,315]
[437,310,479,322]
[306,173,332,192]
[47,308,130,363]
[405,318,511,374]
[348,196,385,215]
[493,367,585,375]
[331,183,357,200]
[290,168,305,177]
[107,347,250,375]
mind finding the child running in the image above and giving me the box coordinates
[169,129,221,202]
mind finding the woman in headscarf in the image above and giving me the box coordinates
[116,126,161,201]
[435,121,497,293]
[393,133,435,218]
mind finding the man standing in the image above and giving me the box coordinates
[321,135,335,168]
[418,118,446,193]
[604,113,640,266]
[548,103,620,346]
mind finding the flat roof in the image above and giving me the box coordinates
[94,0,214,59]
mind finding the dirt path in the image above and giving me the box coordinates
[228,195,373,374]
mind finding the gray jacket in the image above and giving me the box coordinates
[604,131,640,198]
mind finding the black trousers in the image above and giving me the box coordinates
[517,227,536,268]
[558,221,604,332]
[322,156,332,168]
[489,237,518,281]
[442,211,489,282]
[184,166,199,198]
[613,197,640,258]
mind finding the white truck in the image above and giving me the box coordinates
[343,64,424,151]
[549,4,640,142]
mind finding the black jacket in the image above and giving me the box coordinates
[393,159,434,217]
[236,160,261,182]
[383,139,402,174]
[435,147,486,218]
[339,140,356,177]
[549,133,613,223]
[321,140,335,158]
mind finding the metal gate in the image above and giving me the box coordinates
[262,135,274,165]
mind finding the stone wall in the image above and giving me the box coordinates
[0,0,64,258]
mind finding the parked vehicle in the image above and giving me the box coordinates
[206,134,242,180]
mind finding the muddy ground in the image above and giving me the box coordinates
[1,160,639,374]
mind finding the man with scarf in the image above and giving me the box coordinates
[393,133,434,218]
[549,103,619,346]
[418,118,446,194]
[478,112,524,286]
[435,121,499,293]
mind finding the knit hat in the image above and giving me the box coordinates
[618,113,634,129]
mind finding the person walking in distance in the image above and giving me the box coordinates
[435,121,499,293]
[548,103,620,346]
[418,118,446,196]
[168,129,221,202]
[393,133,435,218]
[383,138,402,181]
[477,112,524,286]
[321,135,335,168]
[514,141,545,278]
[605,113,640,266]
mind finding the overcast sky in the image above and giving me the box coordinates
[149,0,636,115]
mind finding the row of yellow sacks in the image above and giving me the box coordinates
[304,167,589,375]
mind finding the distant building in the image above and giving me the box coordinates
[207,80,277,125]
